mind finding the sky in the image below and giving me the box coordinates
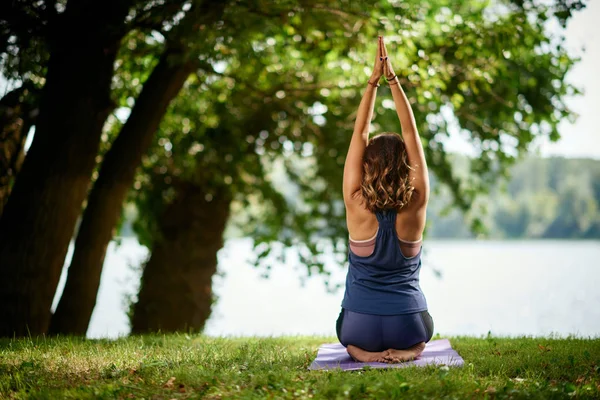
[539,0,600,159]
[529,0,600,158]
[443,1,600,159]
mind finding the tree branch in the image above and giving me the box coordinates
[310,3,369,19]
[129,0,185,33]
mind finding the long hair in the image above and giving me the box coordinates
[360,133,414,212]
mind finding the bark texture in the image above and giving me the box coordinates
[130,183,232,333]
[0,0,132,337]
[0,84,38,217]
[48,49,195,336]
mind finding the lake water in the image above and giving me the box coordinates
[51,238,600,339]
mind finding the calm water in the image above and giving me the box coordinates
[51,238,600,339]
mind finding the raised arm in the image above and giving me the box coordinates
[343,37,384,204]
[381,38,430,207]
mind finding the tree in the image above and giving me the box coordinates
[130,1,371,332]
[0,84,40,216]
[48,1,226,336]
[0,1,49,217]
[0,0,191,337]
[543,172,598,238]
[0,0,136,337]
[129,0,584,332]
[49,0,365,335]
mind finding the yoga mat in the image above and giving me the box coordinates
[309,339,464,371]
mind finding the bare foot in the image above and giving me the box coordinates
[383,342,426,363]
[347,345,390,363]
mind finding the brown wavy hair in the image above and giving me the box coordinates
[360,132,414,212]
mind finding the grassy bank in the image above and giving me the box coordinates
[1,334,599,399]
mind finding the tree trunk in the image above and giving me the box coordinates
[0,84,38,217]
[0,1,132,337]
[130,183,232,333]
[48,49,195,336]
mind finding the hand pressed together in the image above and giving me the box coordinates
[381,37,396,81]
[369,36,385,84]
[369,36,397,86]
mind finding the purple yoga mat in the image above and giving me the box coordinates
[309,339,464,371]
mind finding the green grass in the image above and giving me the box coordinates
[0,334,599,399]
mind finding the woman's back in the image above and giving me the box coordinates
[342,209,428,316]
[346,188,427,251]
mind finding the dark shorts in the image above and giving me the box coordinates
[336,308,434,352]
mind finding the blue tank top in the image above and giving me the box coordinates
[341,209,428,315]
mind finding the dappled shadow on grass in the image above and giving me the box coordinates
[0,334,599,399]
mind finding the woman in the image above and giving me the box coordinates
[337,36,433,363]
